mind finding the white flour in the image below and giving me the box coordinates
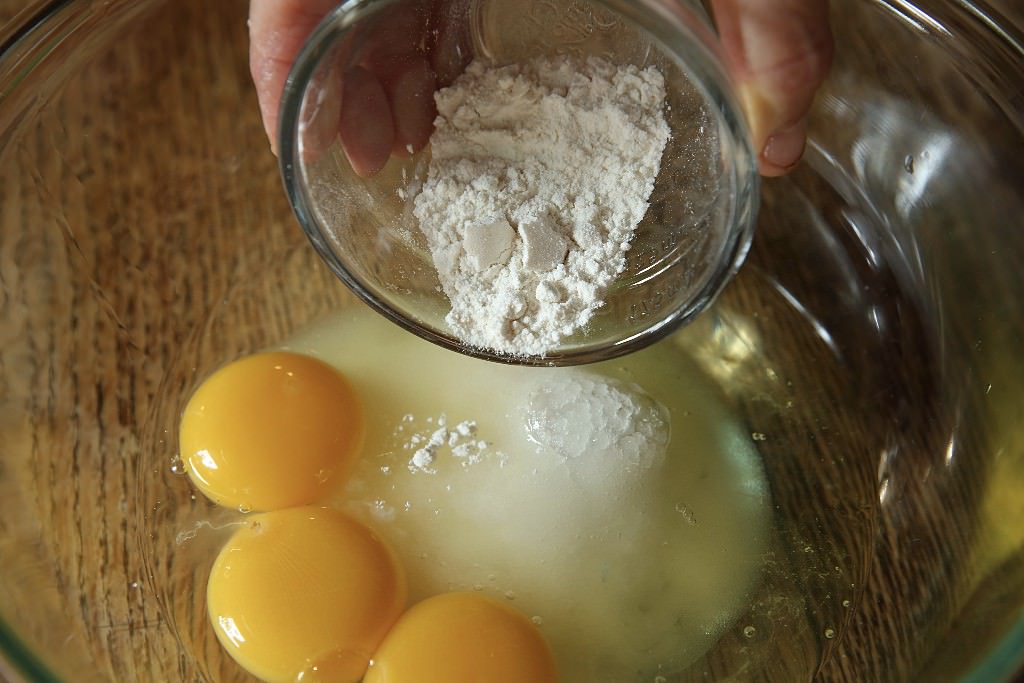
[413,55,670,356]
[396,413,490,473]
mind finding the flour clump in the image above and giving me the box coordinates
[413,55,670,356]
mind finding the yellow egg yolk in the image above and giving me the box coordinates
[364,592,558,683]
[206,506,407,683]
[180,351,362,511]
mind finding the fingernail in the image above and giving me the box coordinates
[762,119,808,172]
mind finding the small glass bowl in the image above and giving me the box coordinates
[278,0,759,366]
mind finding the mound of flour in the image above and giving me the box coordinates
[413,55,670,356]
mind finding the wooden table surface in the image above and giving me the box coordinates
[1,1,1023,682]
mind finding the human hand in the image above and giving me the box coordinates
[249,0,466,176]
[712,0,833,176]
[249,0,832,178]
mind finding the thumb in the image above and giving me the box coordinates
[711,0,833,176]
[249,0,339,155]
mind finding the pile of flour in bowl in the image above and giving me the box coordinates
[413,55,670,357]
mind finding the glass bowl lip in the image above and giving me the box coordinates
[277,0,760,367]
[0,619,60,683]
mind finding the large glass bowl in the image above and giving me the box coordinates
[1,1,1023,682]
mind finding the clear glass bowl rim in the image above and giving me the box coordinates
[276,0,760,367]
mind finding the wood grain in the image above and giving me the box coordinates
[0,1,1022,682]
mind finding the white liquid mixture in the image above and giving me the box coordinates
[282,307,770,682]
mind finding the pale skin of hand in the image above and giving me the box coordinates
[249,0,832,178]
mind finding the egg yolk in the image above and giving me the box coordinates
[364,592,558,683]
[207,506,407,683]
[180,351,362,511]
